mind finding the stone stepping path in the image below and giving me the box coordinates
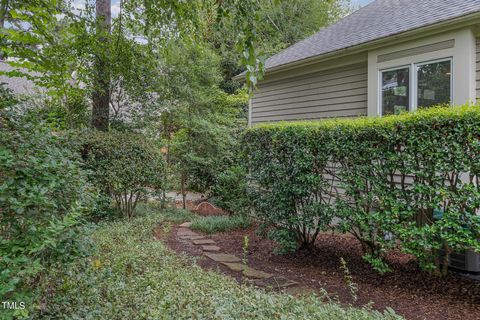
[176,221,300,292]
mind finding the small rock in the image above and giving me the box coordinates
[179,222,192,228]
[192,239,216,245]
[202,245,221,252]
[204,253,241,263]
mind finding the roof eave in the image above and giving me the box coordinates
[233,11,480,82]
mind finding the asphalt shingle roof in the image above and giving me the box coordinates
[265,0,480,71]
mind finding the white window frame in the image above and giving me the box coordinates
[378,57,453,116]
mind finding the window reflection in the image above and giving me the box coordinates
[417,60,451,108]
[381,67,410,115]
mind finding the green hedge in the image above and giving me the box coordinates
[243,105,480,275]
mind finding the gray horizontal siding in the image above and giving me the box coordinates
[251,62,368,124]
[477,37,480,101]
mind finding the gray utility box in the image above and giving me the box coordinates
[448,250,480,274]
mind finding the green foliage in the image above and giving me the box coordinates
[190,215,251,234]
[243,121,337,252]
[0,82,17,109]
[39,206,401,320]
[243,105,480,275]
[81,130,166,218]
[138,202,195,224]
[211,165,251,214]
[0,111,96,318]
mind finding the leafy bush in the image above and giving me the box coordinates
[211,165,251,214]
[243,105,480,275]
[191,215,251,234]
[243,123,336,252]
[0,112,96,318]
[39,207,401,320]
[81,131,166,218]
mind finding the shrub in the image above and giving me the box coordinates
[38,206,401,320]
[191,215,251,234]
[81,131,166,218]
[243,123,336,252]
[243,105,480,275]
[211,165,251,215]
[0,112,96,318]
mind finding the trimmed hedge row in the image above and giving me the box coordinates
[243,105,480,275]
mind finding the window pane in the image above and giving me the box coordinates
[381,67,410,115]
[416,60,451,109]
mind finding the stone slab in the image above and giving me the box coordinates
[204,253,241,263]
[202,245,221,252]
[179,222,192,228]
[192,239,216,245]
[254,276,298,288]
[179,235,204,240]
[221,262,246,272]
[177,228,198,236]
[242,267,273,279]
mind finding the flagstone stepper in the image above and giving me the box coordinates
[204,253,241,263]
[242,267,273,279]
[179,235,204,240]
[254,276,298,288]
[221,262,245,272]
[192,239,216,245]
[201,245,220,252]
[177,228,198,237]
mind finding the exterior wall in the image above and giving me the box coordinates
[250,55,368,125]
[477,36,480,100]
[368,27,477,116]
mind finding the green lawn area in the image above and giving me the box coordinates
[40,206,401,320]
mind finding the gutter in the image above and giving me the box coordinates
[233,11,480,81]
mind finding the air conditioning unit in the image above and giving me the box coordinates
[448,250,480,274]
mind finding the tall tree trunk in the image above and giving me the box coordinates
[91,0,111,131]
[181,172,187,210]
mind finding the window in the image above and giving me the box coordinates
[380,58,452,115]
[416,60,452,109]
[381,67,410,115]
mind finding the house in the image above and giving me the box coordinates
[239,0,480,126]
[0,61,39,95]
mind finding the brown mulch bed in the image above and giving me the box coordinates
[161,223,480,320]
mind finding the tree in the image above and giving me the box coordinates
[91,0,111,130]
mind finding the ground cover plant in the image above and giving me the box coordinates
[190,214,252,234]
[243,105,480,275]
[38,206,401,320]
